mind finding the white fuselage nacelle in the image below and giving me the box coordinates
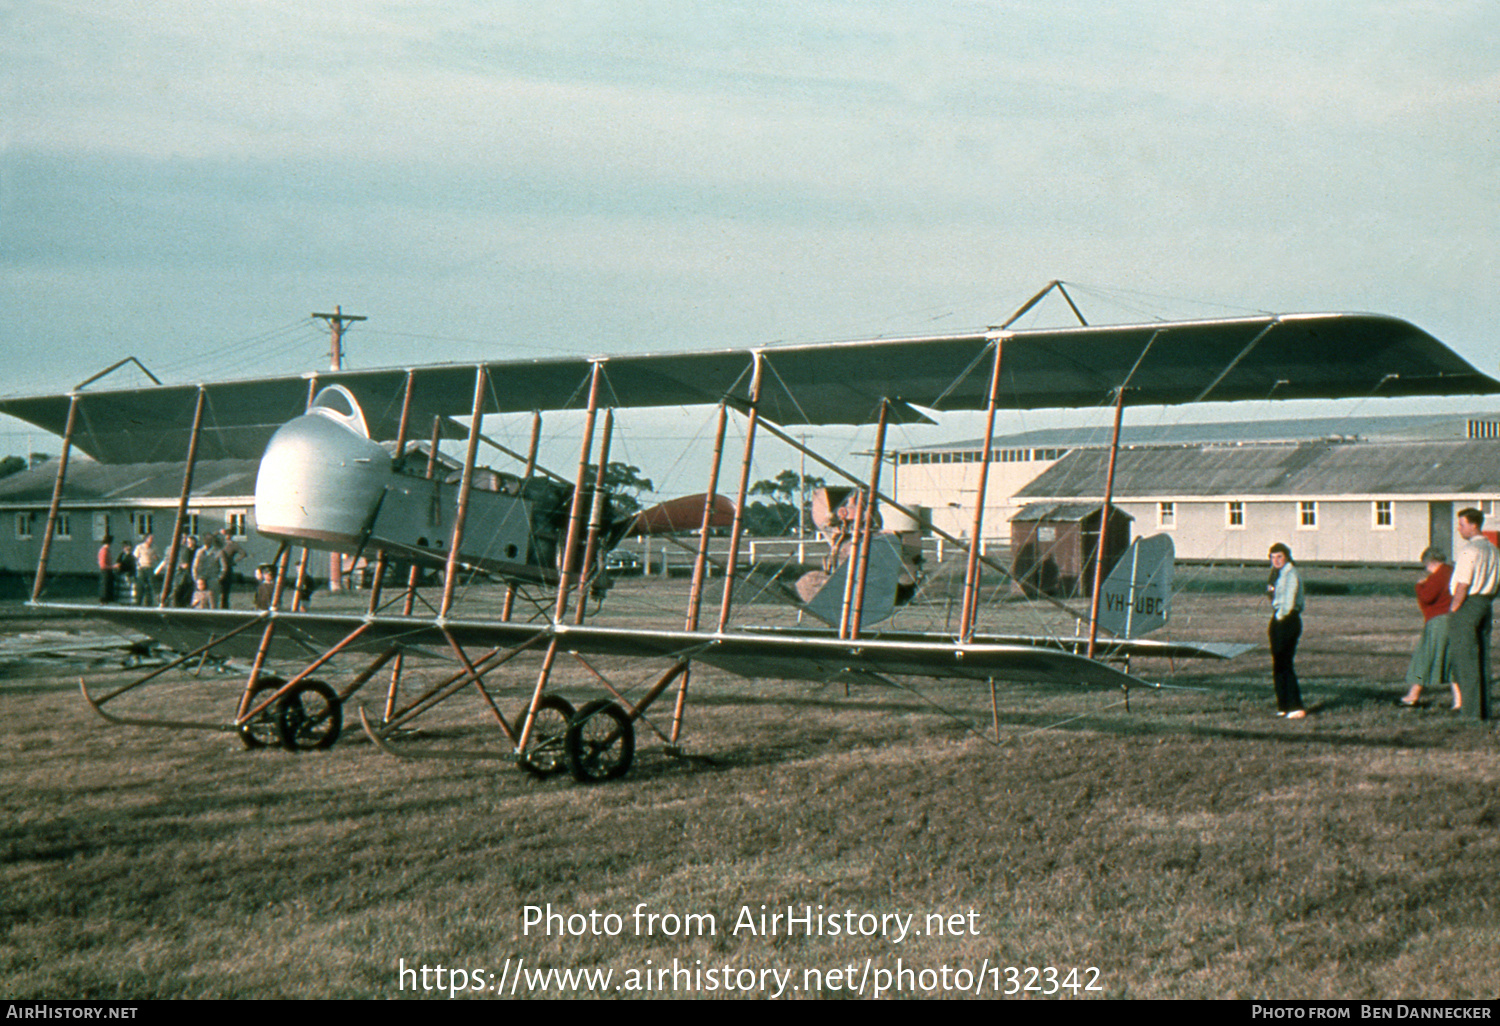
[253,386,569,581]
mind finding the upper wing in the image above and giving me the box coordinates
[72,605,1146,690]
[0,312,1493,464]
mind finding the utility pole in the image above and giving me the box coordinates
[312,306,366,371]
[311,306,366,593]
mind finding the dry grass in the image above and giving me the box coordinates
[3,573,1500,999]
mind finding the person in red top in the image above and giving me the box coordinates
[1400,547,1457,708]
[97,534,115,603]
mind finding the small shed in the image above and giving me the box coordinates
[1009,502,1133,598]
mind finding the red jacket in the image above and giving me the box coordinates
[1416,563,1452,622]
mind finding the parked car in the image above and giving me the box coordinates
[604,549,644,575]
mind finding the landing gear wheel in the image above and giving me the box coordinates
[276,680,342,751]
[564,699,634,783]
[238,676,286,750]
[518,695,576,778]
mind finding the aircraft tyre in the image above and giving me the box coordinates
[564,699,634,783]
[238,676,286,750]
[518,695,576,778]
[276,680,343,751]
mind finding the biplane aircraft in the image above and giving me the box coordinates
[5,285,1498,781]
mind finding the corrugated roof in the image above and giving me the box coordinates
[1017,439,1500,499]
[0,456,260,507]
[905,410,1500,453]
[1013,502,1134,523]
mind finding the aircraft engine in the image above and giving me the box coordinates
[254,385,392,552]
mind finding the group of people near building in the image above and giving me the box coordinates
[1267,508,1498,723]
[96,529,243,609]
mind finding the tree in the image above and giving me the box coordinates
[745,470,825,536]
[588,462,654,516]
[0,455,27,480]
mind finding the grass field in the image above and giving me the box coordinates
[3,570,1499,1000]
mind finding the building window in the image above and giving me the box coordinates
[131,511,154,537]
[1158,502,1176,529]
[1227,501,1245,529]
[16,512,34,540]
[55,513,71,540]
[1373,501,1393,529]
[1299,501,1318,529]
[228,512,248,538]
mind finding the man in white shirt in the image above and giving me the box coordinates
[1448,508,1499,720]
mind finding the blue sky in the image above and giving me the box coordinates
[4,1,1498,482]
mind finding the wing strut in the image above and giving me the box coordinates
[960,338,1004,640]
[438,365,489,619]
[718,353,764,631]
[1086,384,1128,659]
[158,386,207,607]
[672,401,733,745]
[30,393,78,603]
[845,397,892,639]
[515,362,604,758]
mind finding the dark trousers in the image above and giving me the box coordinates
[1449,594,1493,720]
[1269,612,1303,712]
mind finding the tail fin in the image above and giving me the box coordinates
[1096,534,1174,639]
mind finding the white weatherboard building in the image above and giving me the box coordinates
[892,413,1500,564]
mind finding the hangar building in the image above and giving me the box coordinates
[893,411,1500,564]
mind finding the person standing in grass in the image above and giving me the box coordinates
[1267,542,1306,720]
[1448,508,1499,721]
[1399,547,1456,709]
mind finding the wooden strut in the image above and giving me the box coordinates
[237,620,281,721]
[365,369,416,615]
[515,362,603,758]
[235,542,299,720]
[31,393,78,603]
[573,660,693,754]
[159,386,206,607]
[442,629,520,743]
[384,414,446,721]
[439,365,489,620]
[232,622,375,726]
[374,631,548,736]
[564,660,696,756]
[1086,385,1127,660]
[356,628,546,761]
[569,652,675,744]
[573,408,614,624]
[671,401,732,746]
[81,615,270,729]
[960,338,1005,642]
[718,354,764,632]
[502,411,543,622]
[846,398,891,640]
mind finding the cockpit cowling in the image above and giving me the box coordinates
[254,385,391,551]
